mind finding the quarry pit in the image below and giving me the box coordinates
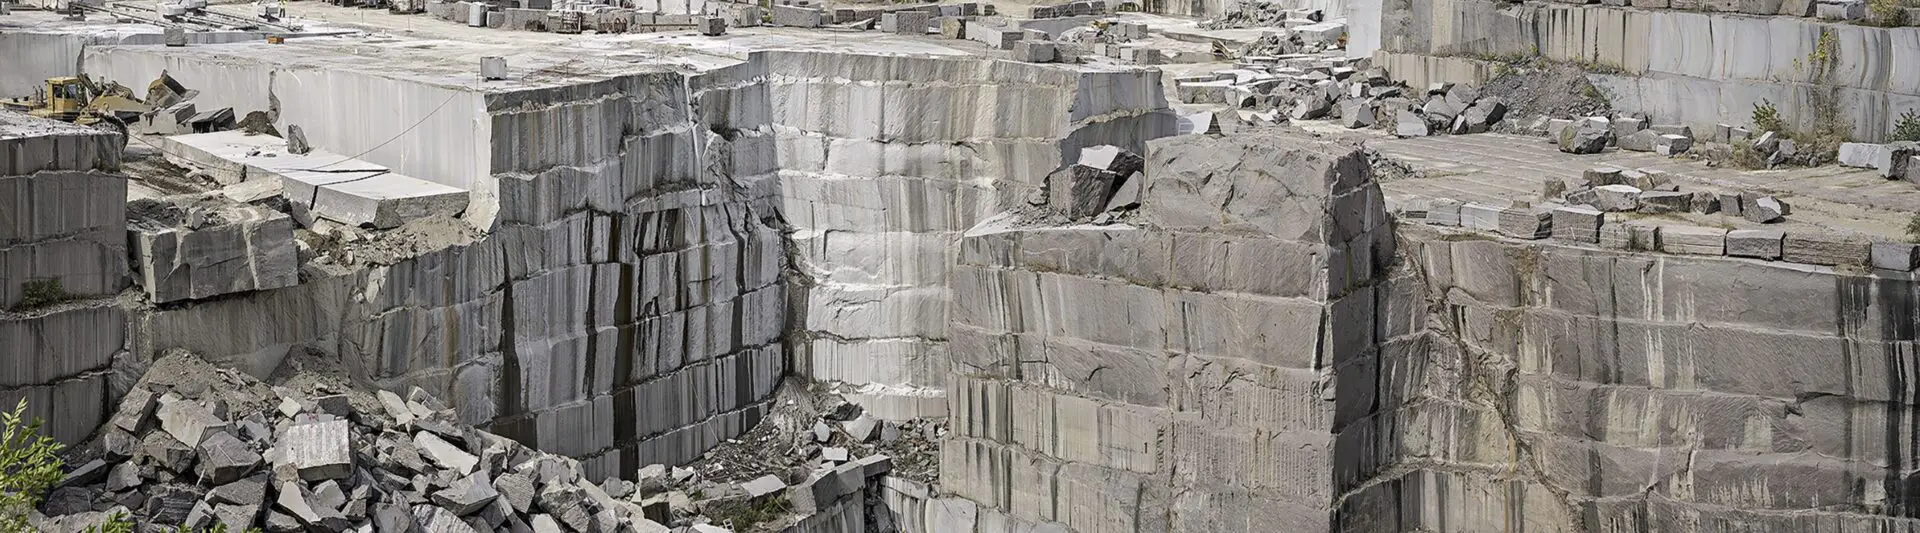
[4,0,1920,531]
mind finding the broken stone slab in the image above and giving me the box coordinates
[415,432,479,475]
[493,471,536,514]
[1742,195,1787,223]
[1339,100,1376,129]
[1688,192,1720,214]
[378,390,415,426]
[1584,184,1642,212]
[109,386,158,434]
[157,398,227,446]
[310,480,347,513]
[1657,225,1728,256]
[433,472,500,516]
[1395,109,1429,137]
[1871,242,1920,272]
[412,504,481,533]
[1637,191,1692,214]
[1288,97,1331,120]
[1454,97,1507,134]
[281,169,470,230]
[1559,122,1609,154]
[1044,165,1117,220]
[1551,206,1604,244]
[853,454,893,478]
[274,481,322,526]
[141,431,197,474]
[212,503,260,532]
[1103,172,1143,212]
[210,474,269,506]
[820,447,850,463]
[1784,233,1872,266]
[741,474,786,499]
[1718,192,1744,217]
[1837,142,1919,178]
[1617,129,1660,152]
[842,416,879,442]
[1582,167,1625,187]
[283,419,353,481]
[197,431,263,485]
[1654,134,1693,155]
[1600,222,1659,251]
[1496,206,1551,239]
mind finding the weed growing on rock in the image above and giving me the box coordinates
[0,399,64,533]
[1906,214,1920,243]
[1892,110,1920,142]
[1869,0,1909,26]
[13,278,69,311]
[81,512,132,533]
[1752,100,1787,135]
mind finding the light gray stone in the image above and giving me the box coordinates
[1496,207,1550,239]
[433,472,499,516]
[1657,225,1728,256]
[284,420,352,481]
[1742,195,1786,223]
[1587,184,1642,212]
[1551,206,1603,244]
[1425,200,1461,226]
[741,474,786,498]
[196,431,262,485]
[1396,109,1429,137]
[157,398,226,446]
[1727,229,1786,260]
[1872,242,1920,271]
[1459,203,1501,231]
[414,432,478,475]
[1784,233,1871,266]
[1636,191,1692,214]
[1600,222,1659,251]
[1617,129,1660,152]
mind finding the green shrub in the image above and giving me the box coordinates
[1752,100,1786,134]
[0,399,65,533]
[14,278,68,311]
[1907,214,1920,243]
[1892,110,1920,142]
[1869,0,1909,26]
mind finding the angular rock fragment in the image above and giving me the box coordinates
[1395,109,1429,137]
[415,432,478,475]
[110,387,159,433]
[1587,184,1642,212]
[741,474,786,499]
[157,399,226,446]
[842,416,879,442]
[1559,120,1610,154]
[1600,222,1659,251]
[1617,129,1660,152]
[197,431,263,484]
[432,472,500,516]
[1741,195,1786,223]
[210,474,269,506]
[1688,192,1719,214]
[1654,134,1692,155]
[412,504,481,533]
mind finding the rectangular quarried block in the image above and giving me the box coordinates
[1656,225,1727,256]
[295,172,470,229]
[132,205,298,304]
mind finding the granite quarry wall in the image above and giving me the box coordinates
[932,132,1920,532]
[1367,0,1920,141]
[770,50,1175,422]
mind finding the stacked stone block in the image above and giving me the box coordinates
[943,135,1392,532]
[766,51,1174,420]
[0,111,130,444]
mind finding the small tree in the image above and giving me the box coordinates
[0,399,66,532]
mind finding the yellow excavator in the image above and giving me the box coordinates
[2,75,152,144]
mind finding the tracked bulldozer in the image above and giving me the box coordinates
[1,74,154,145]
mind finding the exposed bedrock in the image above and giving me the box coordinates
[1370,0,1920,141]
[771,50,1175,421]
[938,132,1920,532]
[45,47,1175,485]
[940,133,1393,532]
[1338,233,1920,532]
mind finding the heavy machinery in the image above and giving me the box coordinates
[2,75,158,145]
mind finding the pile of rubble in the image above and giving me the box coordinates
[1020,145,1145,226]
[1176,67,1513,136]
[1560,166,1789,223]
[645,382,938,532]
[1200,2,1323,29]
[34,352,680,533]
[1541,115,1696,155]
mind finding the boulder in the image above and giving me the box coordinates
[284,420,353,481]
[432,472,500,516]
[196,431,263,485]
[1559,123,1609,154]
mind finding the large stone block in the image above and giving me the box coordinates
[131,203,298,304]
[282,420,353,481]
[1656,225,1727,256]
[1783,233,1870,266]
[1551,206,1603,243]
[1725,229,1784,260]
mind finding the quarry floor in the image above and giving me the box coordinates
[1369,132,1920,240]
